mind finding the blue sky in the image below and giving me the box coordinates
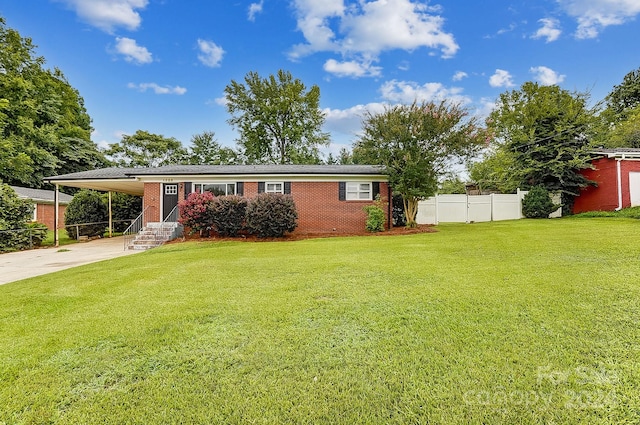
[1,0,639,157]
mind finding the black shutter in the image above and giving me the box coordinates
[284,181,291,194]
[258,182,265,193]
[236,182,244,196]
[184,182,192,198]
[372,182,380,199]
[338,182,346,201]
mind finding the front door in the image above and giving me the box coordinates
[162,183,179,220]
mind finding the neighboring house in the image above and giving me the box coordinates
[573,148,640,213]
[10,186,73,230]
[44,165,390,234]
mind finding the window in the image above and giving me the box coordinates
[194,183,236,196]
[165,184,178,195]
[265,182,284,194]
[346,182,372,200]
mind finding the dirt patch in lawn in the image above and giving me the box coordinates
[171,224,436,244]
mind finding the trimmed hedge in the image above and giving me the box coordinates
[245,193,298,238]
[210,195,247,237]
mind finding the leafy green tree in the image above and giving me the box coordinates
[353,101,485,227]
[438,172,467,194]
[105,130,186,167]
[606,67,640,120]
[522,186,557,218]
[182,131,240,165]
[605,106,640,148]
[0,18,104,187]
[468,148,521,193]
[488,82,598,213]
[224,70,329,164]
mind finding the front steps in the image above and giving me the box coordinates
[127,222,183,250]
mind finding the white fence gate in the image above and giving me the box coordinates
[416,190,561,225]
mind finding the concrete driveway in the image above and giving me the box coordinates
[0,237,142,285]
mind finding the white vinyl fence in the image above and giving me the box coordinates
[416,190,561,225]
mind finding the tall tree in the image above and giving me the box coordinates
[0,18,104,186]
[606,67,640,120]
[105,130,186,167]
[353,101,485,227]
[224,70,329,164]
[488,82,598,212]
[182,131,240,165]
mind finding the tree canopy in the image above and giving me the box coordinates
[181,131,240,165]
[224,70,329,164]
[606,67,640,120]
[486,82,597,212]
[0,18,104,186]
[105,130,186,167]
[353,101,485,227]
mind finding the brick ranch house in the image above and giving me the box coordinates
[573,148,640,213]
[10,186,73,230]
[44,165,391,243]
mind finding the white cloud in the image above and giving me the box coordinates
[128,82,187,95]
[197,39,225,68]
[55,0,148,33]
[489,69,515,88]
[532,18,562,42]
[114,37,152,64]
[558,0,640,39]
[248,0,264,21]
[323,102,387,141]
[323,58,381,77]
[530,66,566,85]
[213,96,228,106]
[452,71,468,81]
[289,0,458,75]
[379,80,471,105]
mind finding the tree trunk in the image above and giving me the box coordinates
[403,196,419,228]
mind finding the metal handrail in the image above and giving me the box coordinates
[123,206,152,250]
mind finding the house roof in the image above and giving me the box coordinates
[43,165,388,196]
[592,148,640,159]
[10,186,74,204]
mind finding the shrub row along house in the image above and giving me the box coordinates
[45,165,390,245]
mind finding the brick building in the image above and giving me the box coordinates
[573,148,640,213]
[45,165,390,234]
[10,186,73,230]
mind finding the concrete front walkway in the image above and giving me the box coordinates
[0,236,142,286]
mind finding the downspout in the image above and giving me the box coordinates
[615,158,623,211]
[54,184,59,247]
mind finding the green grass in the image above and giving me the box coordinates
[41,229,76,247]
[1,219,639,424]
[571,205,640,219]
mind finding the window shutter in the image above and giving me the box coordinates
[338,181,346,201]
[284,181,291,194]
[258,182,265,193]
[184,182,192,198]
[372,182,380,199]
[236,182,244,196]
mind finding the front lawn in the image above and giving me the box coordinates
[0,219,638,424]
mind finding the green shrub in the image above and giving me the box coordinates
[210,195,247,237]
[110,193,142,232]
[363,196,386,232]
[0,184,36,252]
[522,186,557,219]
[26,222,48,247]
[178,192,215,235]
[64,189,108,238]
[245,193,298,238]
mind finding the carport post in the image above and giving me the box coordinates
[54,184,59,247]
[108,191,113,238]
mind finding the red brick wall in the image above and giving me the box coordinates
[35,204,67,230]
[143,183,161,223]
[144,180,390,234]
[574,158,640,213]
